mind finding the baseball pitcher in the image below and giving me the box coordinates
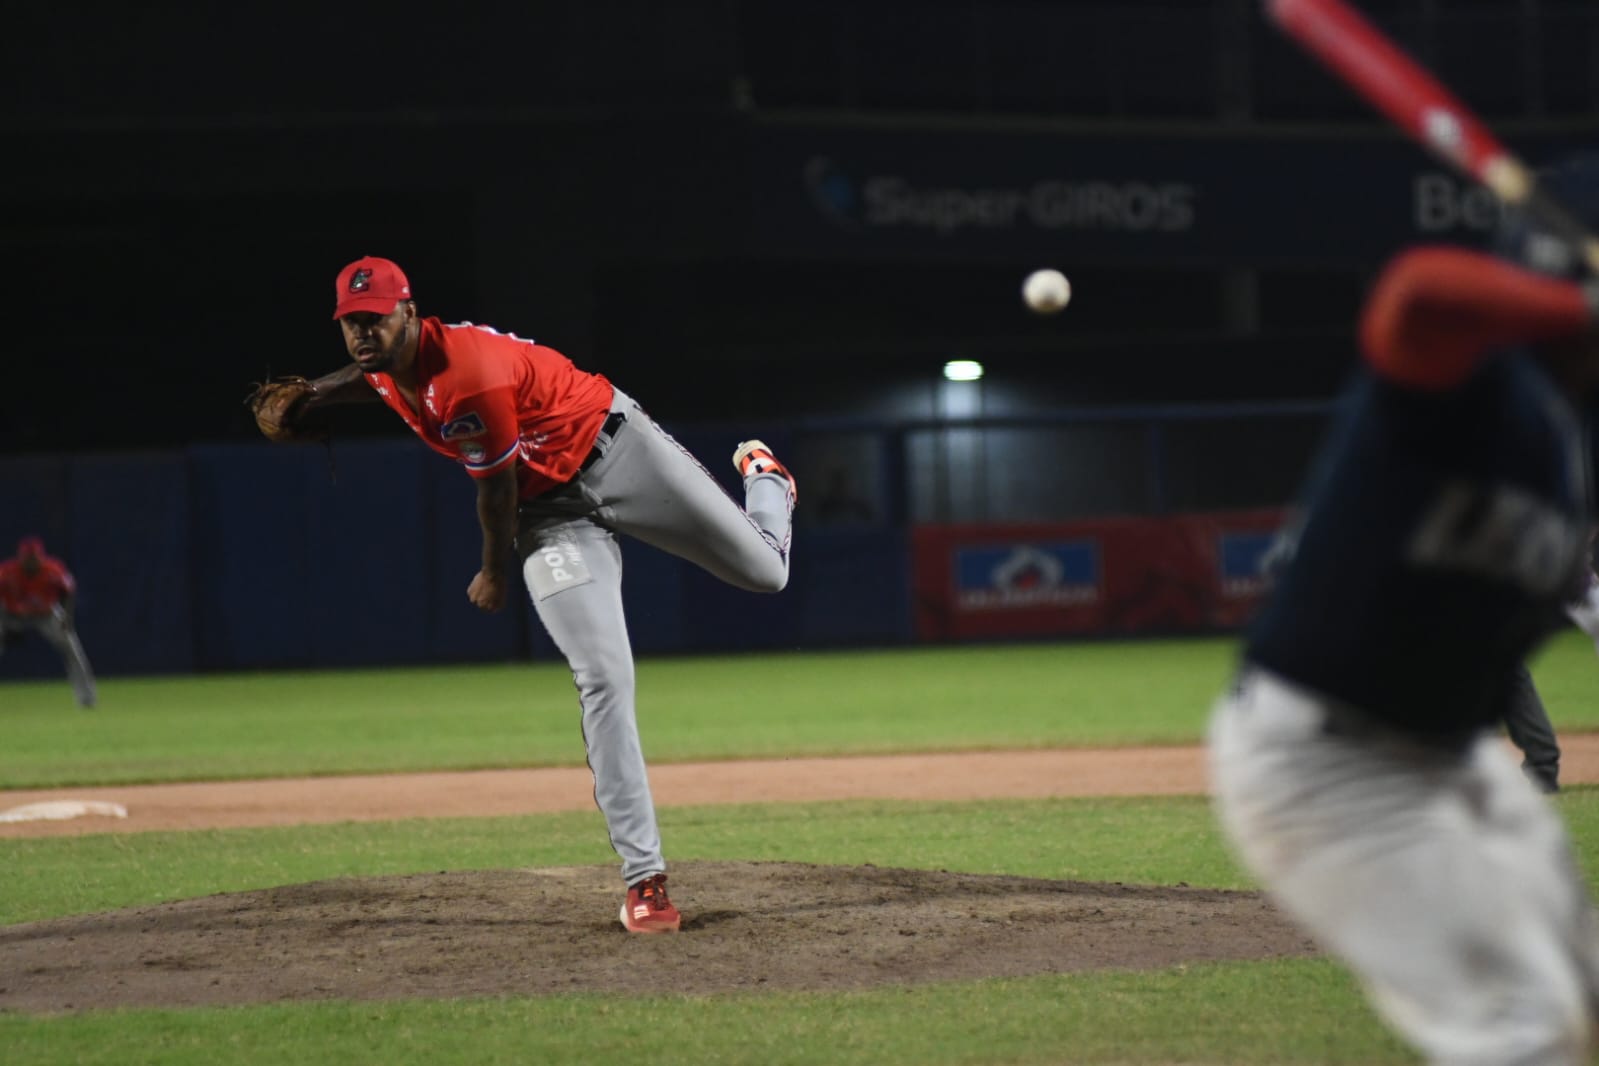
[248,256,797,934]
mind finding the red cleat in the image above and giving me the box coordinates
[620,873,682,934]
[732,439,797,504]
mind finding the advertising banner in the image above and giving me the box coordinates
[754,123,1586,265]
[912,509,1288,640]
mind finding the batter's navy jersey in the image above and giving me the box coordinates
[1245,355,1592,737]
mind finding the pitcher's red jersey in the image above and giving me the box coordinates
[365,319,613,500]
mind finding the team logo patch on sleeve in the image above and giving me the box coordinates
[460,442,487,463]
[440,412,487,440]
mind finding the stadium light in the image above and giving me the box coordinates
[943,360,984,382]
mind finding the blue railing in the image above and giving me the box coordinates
[0,400,1334,678]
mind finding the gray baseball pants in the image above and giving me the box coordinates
[1,605,97,709]
[514,388,792,886]
[1211,668,1599,1065]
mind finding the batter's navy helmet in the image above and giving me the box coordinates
[1492,152,1599,279]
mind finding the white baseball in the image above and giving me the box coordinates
[1022,269,1071,314]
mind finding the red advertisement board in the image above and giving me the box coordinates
[911,510,1287,641]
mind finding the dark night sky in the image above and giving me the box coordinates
[4,1,1595,453]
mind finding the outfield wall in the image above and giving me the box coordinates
[0,434,911,678]
[0,426,1289,678]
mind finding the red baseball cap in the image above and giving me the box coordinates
[332,256,412,319]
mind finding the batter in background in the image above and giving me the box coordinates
[252,257,797,934]
[0,536,97,709]
[1210,158,1599,1064]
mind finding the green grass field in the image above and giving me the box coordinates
[4,633,1599,1064]
[1,639,1245,787]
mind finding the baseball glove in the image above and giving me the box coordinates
[244,376,327,443]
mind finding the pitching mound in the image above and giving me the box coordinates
[0,861,1316,1012]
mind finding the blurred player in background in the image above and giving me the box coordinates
[1503,662,1563,793]
[254,256,797,934]
[1210,158,1599,1064]
[0,536,96,709]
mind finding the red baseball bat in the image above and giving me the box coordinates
[1266,0,1599,273]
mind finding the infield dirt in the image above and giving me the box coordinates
[3,739,1591,1012]
[0,862,1316,1011]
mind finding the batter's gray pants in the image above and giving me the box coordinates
[0,606,97,708]
[1212,669,1599,1066]
[514,389,792,886]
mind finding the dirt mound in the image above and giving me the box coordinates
[0,861,1316,1012]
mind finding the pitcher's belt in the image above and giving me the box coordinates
[577,410,627,475]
